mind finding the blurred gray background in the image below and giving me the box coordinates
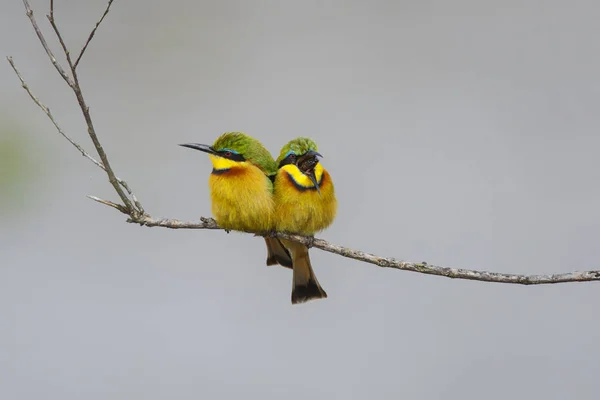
[2,0,600,399]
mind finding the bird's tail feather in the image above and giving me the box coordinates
[283,240,327,304]
[265,238,293,269]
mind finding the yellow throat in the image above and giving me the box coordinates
[280,162,324,188]
[209,154,244,171]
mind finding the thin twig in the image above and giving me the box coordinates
[47,0,76,70]
[7,56,103,169]
[74,0,114,69]
[87,195,128,214]
[21,0,73,87]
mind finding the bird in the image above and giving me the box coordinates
[273,137,337,304]
[180,132,292,270]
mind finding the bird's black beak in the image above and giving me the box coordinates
[179,143,216,154]
[305,149,322,159]
[307,171,321,196]
[297,150,323,196]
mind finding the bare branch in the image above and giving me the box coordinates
[304,238,600,285]
[74,0,114,69]
[21,0,73,87]
[116,213,600,285]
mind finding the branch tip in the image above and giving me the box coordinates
[74,0,115,68]
[87,195,128,214]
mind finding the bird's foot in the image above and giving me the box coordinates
[252,230,275,238]
[305,235,315,248]
[200,216,221,230]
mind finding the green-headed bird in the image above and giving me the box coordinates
[273,137,338,304]
[180,132,292,270]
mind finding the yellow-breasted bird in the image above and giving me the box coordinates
[180,132,292,269]
[274,137,337,304]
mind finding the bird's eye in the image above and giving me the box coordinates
[289,154,296,160]
[223,151,232,157]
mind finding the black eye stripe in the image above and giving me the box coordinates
[278,154,297,168]
[217,150,245,162]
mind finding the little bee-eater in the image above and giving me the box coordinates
[274,138,337,304]
[180,132,292,269]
